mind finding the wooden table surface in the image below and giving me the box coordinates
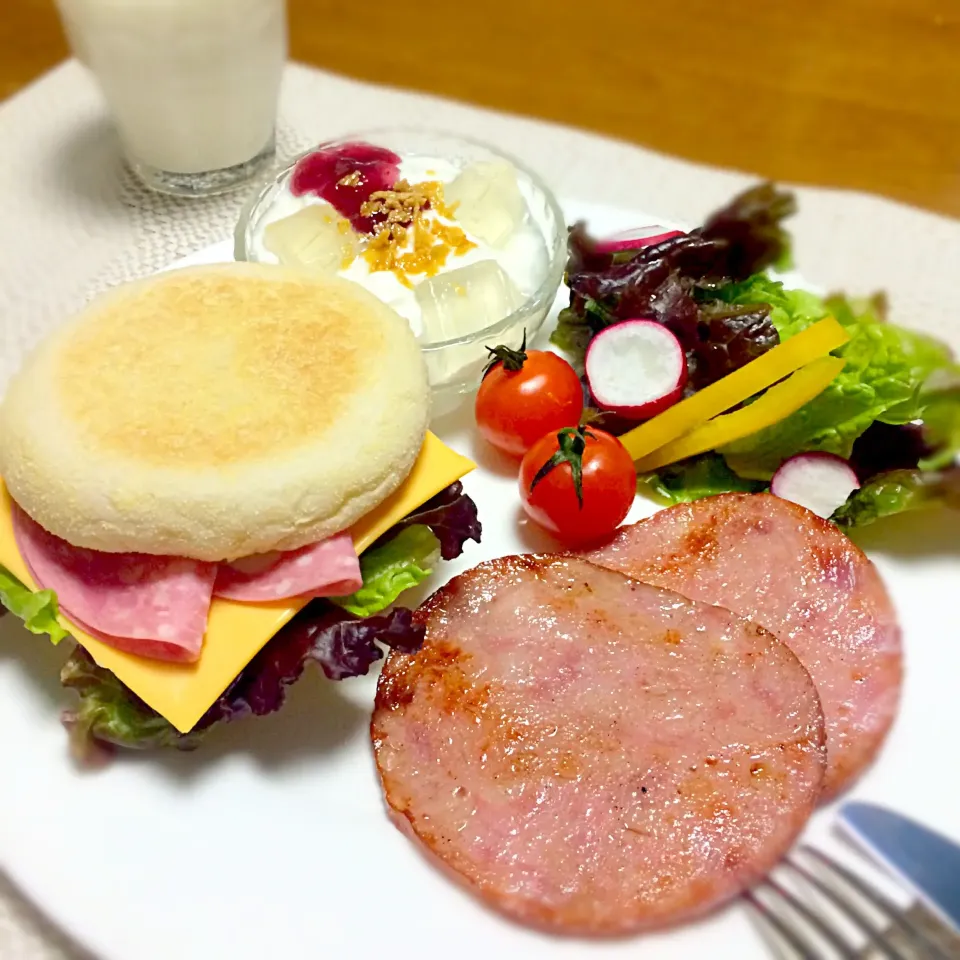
[3,0,959,219]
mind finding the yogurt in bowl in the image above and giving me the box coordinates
[235,129,566,415]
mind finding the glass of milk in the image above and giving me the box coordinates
[55,0,287,197]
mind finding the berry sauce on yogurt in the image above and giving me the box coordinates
[290,143,402,234]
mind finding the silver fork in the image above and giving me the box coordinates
[746,845,960,959]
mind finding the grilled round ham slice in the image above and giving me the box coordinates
[372,555,825,935]
[586,492,902,798]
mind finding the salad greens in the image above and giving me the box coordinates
[833,467,960,529]
[719,288,954,477]
[921,387,960,470]
[642,454,765,504]
[555,184,793,392]
[710,275,829,340]
[0,482,481,760]
[554,184,960,528]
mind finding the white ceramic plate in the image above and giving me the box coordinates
[1,200,958,960]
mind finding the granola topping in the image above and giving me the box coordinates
[358,180,476,285]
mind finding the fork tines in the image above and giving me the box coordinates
[746,844,956,960]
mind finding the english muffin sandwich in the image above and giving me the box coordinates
[0,262,480,760]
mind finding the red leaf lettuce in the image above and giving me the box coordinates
[553,182,794,392]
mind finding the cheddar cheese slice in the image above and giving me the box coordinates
[618,317,851,462]
[0,432,475,733]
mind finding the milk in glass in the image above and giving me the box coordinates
[56,0,287,196]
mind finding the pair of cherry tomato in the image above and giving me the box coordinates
[475,340,636,546]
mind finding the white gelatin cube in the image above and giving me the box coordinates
[262,203,358,273]
[416,260,526,343]
[444,160,527,247]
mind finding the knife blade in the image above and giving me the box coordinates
[838,802,960,934]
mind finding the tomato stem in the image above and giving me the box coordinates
[529,426,595,508]
[579,406,605,427]
[482,330,528,378]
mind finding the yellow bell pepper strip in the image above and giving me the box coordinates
[618,317,850,462]
[634,355,847,473]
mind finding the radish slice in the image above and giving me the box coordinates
[770,453,861,519]
[585,320,687,419]
[594,226,685,255]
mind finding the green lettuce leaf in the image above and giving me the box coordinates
[920,387,960,470]
[720,291,958,478]
[832,467,960,528]
[825,290,886,324]
[0,565,69,645]
[332,525,441,617]
[712,275,829,339]
[643,455,766,505]
[550,302,610,361]
[832,299,960,430]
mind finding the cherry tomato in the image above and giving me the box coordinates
[519,426,636,546]
[475,339,583,458]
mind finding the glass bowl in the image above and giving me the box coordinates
[234,128,567,417]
